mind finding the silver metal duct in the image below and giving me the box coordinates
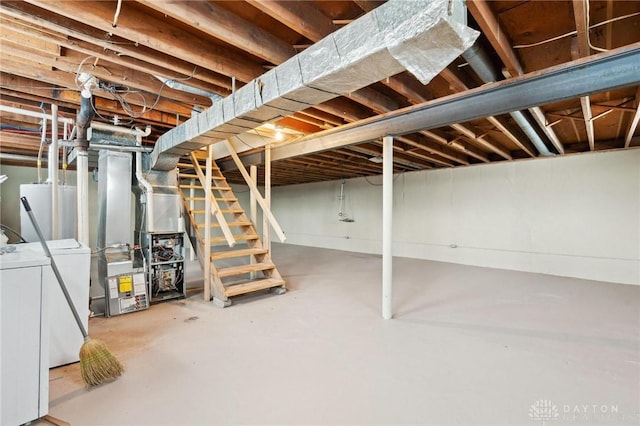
[153,75,222,104]
[149,0,479,170]
[462,43,554,156]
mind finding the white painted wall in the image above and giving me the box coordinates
[264,149,640,285]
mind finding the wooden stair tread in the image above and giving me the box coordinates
[224,278,285,297]
[210,234,259,243]
[179,184,230,190]
[196,221,252,228]
[210,248,268,260]
[218,262,275,277]
[191,208,244,214]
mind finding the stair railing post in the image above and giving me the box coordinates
[224,138,285,243]
[204,146,212,301]
[250,165,258,279]
[264,144,271,253]
[189,152,236,247]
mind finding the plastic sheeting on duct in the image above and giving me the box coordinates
[150,0,479,171]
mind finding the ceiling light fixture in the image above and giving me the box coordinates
[368,155,383,163]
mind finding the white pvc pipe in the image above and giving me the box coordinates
[0,105,74,124]
[77,151,89,246]
[263,146,271,253]
[135,152,154,233]
[49,104,59,239]
[91,121,151,138]
[382,136,393,320]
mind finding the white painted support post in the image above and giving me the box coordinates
[62,119,68,185]
[249,165,257,279]
[49,104,59,239]
[382,136,393,320]
[204,146,212,301]
[263,145,272,253]
[189,178,195,261]
[77,151,89,247]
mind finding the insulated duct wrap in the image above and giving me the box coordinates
[150,0,479,171]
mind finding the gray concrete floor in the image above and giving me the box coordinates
[43,244,639,425]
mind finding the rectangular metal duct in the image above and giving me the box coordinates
[150,0,479,171]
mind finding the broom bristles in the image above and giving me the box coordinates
[79,338,124,387]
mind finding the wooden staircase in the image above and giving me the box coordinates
[178,152,285,307]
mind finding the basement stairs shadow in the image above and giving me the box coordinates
[177,153,285,307]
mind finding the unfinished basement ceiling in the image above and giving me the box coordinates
[0,0,639,186]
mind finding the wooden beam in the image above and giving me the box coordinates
[138,0,295,65]
[467,0,565,155]
[395,135,467,166]
[0,58,195,117]
[450,124,512,160]
[572,0,591,57]
[0,16,226,96]
[625,86,640,148]
[440,67,536,157]
[0,2,233,91]
[0,73,181,126]
[528,107,565,154]
[299,108,345,126]
[571,5,595,151]
[0,22,61,56]
[46,49,212,107]
[248,0,417,126]
[25,0,264,82]
[466,0,523,77]
[393,136,454,167]
[381,74,431,106]
[246,0,336,43]
[348,87,399,114]
[0,42,55,70]
[352,1,386,13]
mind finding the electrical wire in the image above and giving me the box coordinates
[363,172,403,186]
[0,224,28,243]
[512,10,640,49]
[586,0,609,53]
[233,133,260,150]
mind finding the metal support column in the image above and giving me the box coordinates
[382,136,393,320]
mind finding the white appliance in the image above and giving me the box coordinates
[0,247,50,426]
[20,184,77,242]
[21,239,91,368]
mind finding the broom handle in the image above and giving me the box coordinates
[21,196,89,340]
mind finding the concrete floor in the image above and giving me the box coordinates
[42,244,639,425]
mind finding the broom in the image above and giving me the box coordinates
[21,196,124,386]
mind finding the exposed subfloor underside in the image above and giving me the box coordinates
[43,244,639,425]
